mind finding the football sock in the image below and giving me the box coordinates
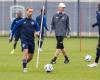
[64,56,69,60]
[52,57,57,61]
[95,56,99,63]
[27,58,32,63]
[38,40,43,48]
[14,43,17,49]
[40,41,43,48]
[22,59,27,69]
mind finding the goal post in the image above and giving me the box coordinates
[10,5,25,22]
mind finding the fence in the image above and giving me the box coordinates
[0,0,99,36]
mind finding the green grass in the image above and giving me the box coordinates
[0,37,100,80]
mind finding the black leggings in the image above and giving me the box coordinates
[38,35,44,48]
[56,36,64,49]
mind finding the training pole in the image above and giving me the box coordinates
[36,5,45,68]
[80,12,83,53]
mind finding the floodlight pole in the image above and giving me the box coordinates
[77,0,82,52]
[14,0,16,5]
[45,0,47,16]
[77,0,80,36]
[78,0,82,53]
[44,0,47,35]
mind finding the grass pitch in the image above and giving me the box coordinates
[0,37,99,80]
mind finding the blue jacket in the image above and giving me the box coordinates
[36,15,48,35]
[10,17,22,37]
[11,18,40,41]
[11,17,22,30]
[96,11,100,27]
[93,11,100,28]
[92,11,100,35]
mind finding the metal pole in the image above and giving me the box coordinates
[13,0,17,20]
[36,6,45,68]
[77,0,82,53]
[77,0,80,36]
[44,0,47,36]
[14,0,16,5]
[45,0,47,16]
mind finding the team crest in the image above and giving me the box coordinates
[31,22,34,25]
[56,16,59,19]
[23,21,26,24]
[22,43,26,48]
[62,17,65,19]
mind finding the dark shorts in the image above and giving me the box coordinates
[21,40,35,54]
[56,36,64,49]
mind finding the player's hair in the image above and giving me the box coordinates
[41,9,45,15]
[26,8,33,11]
[16,12,22,17]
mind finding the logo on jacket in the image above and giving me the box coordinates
[31,22,34,25]
[56,16,59,19]
[22,43,26,48]
[62,17,65,20]
[23,21,26,24]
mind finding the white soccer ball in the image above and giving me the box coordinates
[44,64,53,72]
[84,54,92,61]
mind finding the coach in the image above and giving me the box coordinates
[50,3,70,64]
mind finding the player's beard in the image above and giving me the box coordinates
[27,14,32,19]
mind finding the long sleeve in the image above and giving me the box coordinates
[10,20,16,30]
[92,12,100,28]
[66,16,70,35]
[11,19,24,37]
[43,16,48,31]
[34,21,40,32]
[67,16,69,28]
[92,22,98,28]
[51,15,55,30]
[97,14,100,27]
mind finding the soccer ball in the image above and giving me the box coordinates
[84,54,92,62]
[44,64,53,72]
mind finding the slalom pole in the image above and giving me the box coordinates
[36,5,45,68]
[80,12,83,53]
